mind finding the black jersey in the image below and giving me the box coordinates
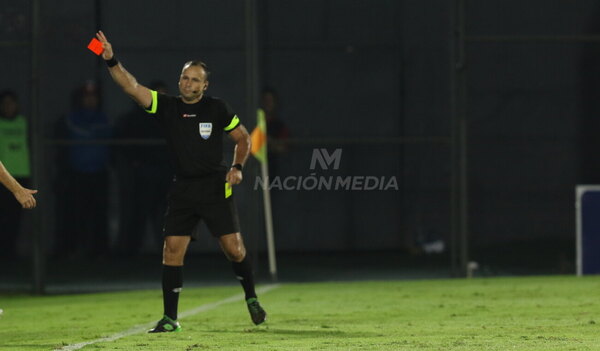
[145,90,240,177]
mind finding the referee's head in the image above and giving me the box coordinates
[179,60,210,102]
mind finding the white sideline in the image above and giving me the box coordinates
[55,284,280,351]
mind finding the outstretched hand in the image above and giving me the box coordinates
[14,187,37,209]
[96,30,114,60]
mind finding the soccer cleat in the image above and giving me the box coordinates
[148,315,182,333]
[246,297,267,325]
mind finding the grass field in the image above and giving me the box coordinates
[1,276,600,350]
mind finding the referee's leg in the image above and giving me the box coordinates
[163,235,190,265]
[219,232,246,262]
[219,233,267,325]
[153,235,190,331]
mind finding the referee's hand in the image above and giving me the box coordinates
[96,30,114,60]
[226,168,242,185]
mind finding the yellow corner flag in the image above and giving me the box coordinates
[250,108,267,164]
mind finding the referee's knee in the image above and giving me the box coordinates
[163,254,184,266]
[226,248,246,263]
[163,244,185,265]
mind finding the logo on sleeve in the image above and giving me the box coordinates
[199,123,213,139]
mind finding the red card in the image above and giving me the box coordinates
[87,38,104,55]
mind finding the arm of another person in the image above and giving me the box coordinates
[226,125,251,185]
[0,161,37,209]
[96,31,153,109]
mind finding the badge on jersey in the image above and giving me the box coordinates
[199,122,212,140]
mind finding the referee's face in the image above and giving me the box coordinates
[178,65,209,103]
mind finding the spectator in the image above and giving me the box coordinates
[260,87,290,176]
[115,81,171,255]
[54,81,113,258]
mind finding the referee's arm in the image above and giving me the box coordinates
[95,31,152,109]
[226,125,251,185]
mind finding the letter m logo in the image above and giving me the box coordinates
[310,148,342,170]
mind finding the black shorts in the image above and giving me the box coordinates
[163,174,240,239]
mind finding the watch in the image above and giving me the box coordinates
[231,163,243,171]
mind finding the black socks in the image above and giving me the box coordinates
[232,256,257,300]
[162,258,254,321]
[162,265,183,320]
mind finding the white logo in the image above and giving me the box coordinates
[199,122,212,139]
[310,148,342,170]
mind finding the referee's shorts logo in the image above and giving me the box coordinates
[199,122,212,139]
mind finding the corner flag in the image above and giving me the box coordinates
[249,108,277,281]
[250,108,267,163]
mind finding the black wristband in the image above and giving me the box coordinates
[232,163,243,171]
[105,57,118,68]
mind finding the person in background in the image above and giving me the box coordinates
[0,90,34,259]
[260,87,290,176]
[115,81,171,255]
[54,81,113,258]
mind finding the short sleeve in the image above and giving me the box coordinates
[144,90,159,114]
[221,100,240,133]
[144,91,175,120]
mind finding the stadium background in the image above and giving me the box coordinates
[0,0,595,292]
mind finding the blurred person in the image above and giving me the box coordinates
[0,90,33,259]
[96,31,266,331]
[260,87,290,176]
[115,81,171,255]
[53,81,113,258]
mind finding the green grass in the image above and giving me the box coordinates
[1,276,600,350]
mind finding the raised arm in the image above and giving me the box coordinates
[0,161,37,209]
[96,31,152,109]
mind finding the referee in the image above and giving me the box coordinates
[96,31,266,332]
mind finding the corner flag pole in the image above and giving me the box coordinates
[244,0,276,281]
[251,109,278,281]
[261,149,277,282]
